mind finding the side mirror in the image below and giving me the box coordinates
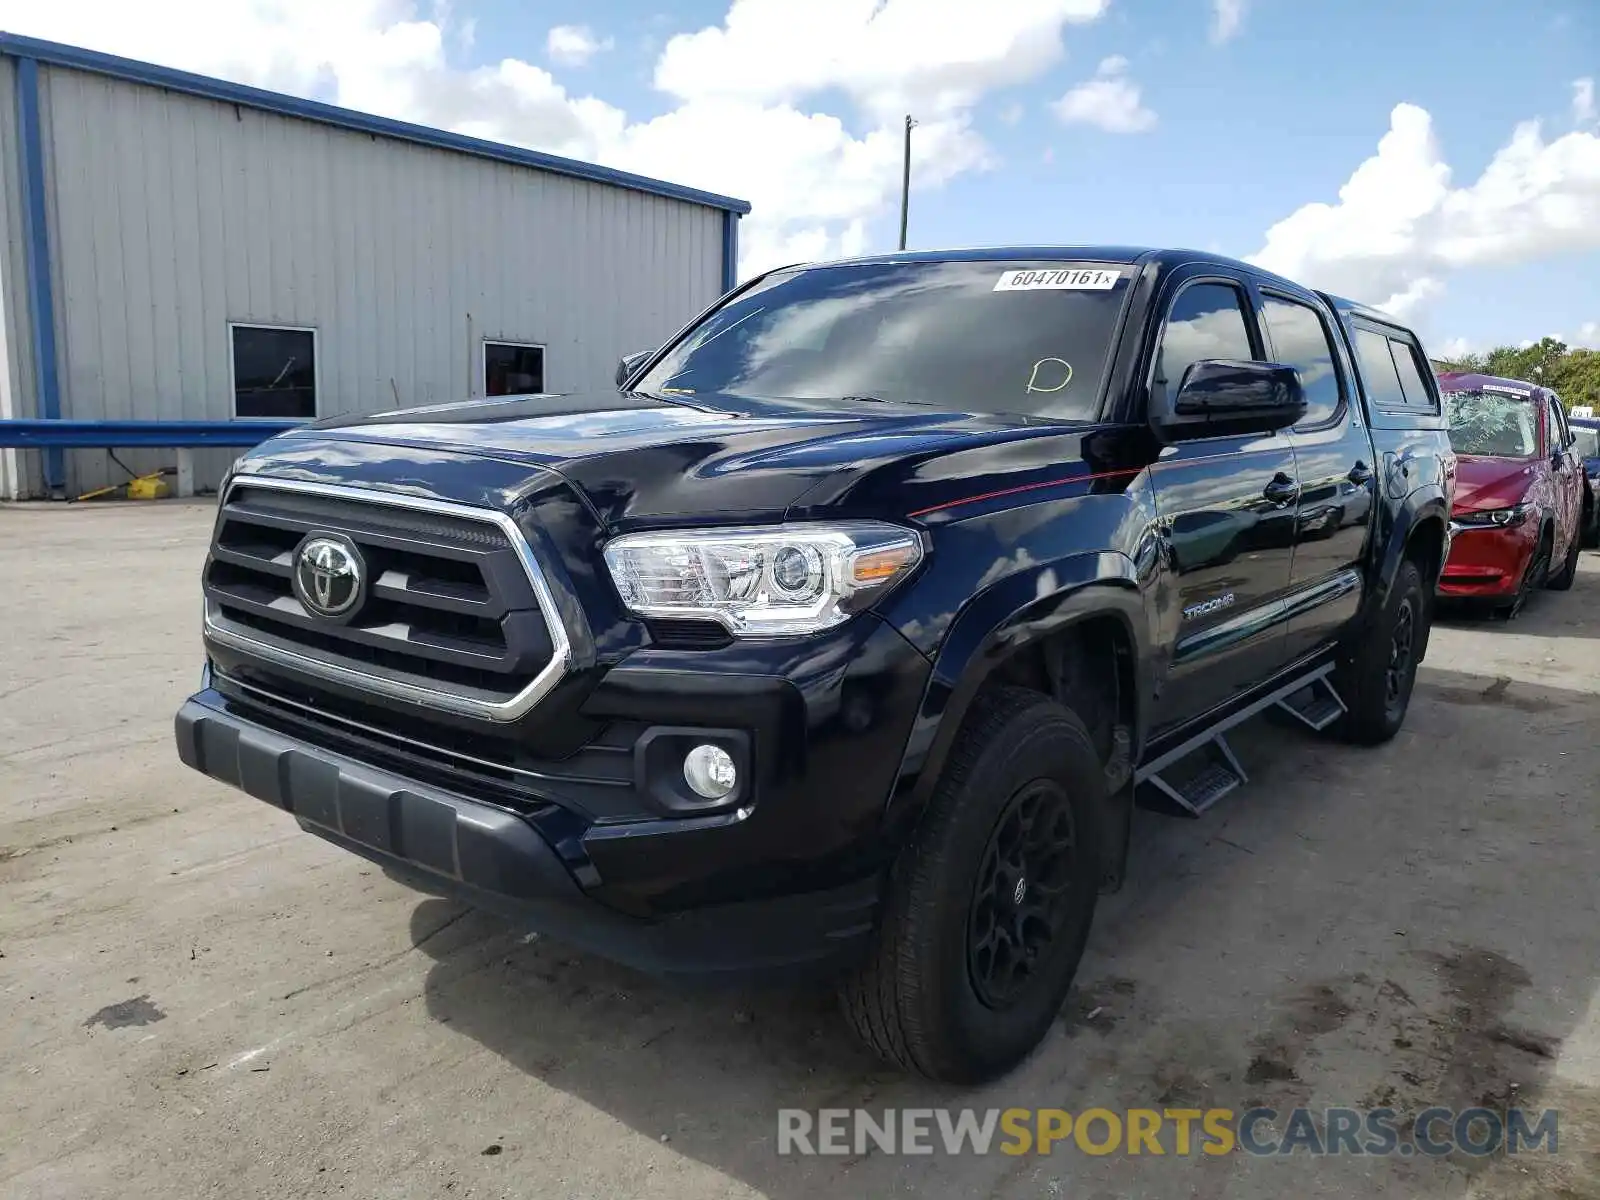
[616,350,654,390]
[1159,359,1307,440]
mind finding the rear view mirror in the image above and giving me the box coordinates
[1159,359,1307,440]
[616,350,654,390]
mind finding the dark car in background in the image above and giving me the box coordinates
[1436,372,1585,615]
[1569,410,1600,547]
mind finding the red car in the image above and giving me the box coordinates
[1437,372,1586,616]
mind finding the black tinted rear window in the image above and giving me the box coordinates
[634,260,1134,421]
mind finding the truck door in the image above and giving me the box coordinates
[1261,288,1375,662]
[1144,274,1300,734]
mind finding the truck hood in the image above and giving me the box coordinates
[235,391,1074,528]
[1452,454,1538,512]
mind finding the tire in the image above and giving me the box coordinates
[1335,558,1426,745]
[1548,527,1581,591]
[839,686,1104,1084]
[1498,527,1552,619]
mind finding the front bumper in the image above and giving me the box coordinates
[178,604,934,979]
[1438,518,1538,598]
[175,696,881,981]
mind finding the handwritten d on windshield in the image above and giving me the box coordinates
[1027,359,1073,394]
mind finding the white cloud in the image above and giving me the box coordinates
[1576,321,1600,349]
[0,0,1113,278]
[1250,103,1600,318]
[546,24,612,67]
[1575,78,1598,124]
[1433,336,1476,360]
[1051,55,1156,133]
[654,0,1111,119]
[1210,0,1245,43]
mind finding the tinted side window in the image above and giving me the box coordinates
[1260,294,1342,428]
[1152,282,1255,410]
[1388,337,1438,413]
[1351,327,1407,410]
[1550,397,1570,450]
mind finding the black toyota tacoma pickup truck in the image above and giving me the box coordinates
[175,247,1455,1084]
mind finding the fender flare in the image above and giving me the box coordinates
[1369,491,1451,621]
[885,551,1151,882]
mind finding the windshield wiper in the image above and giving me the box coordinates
[836,394,944,409]
[633,389,741,416]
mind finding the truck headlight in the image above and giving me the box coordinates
[603,522,924,636]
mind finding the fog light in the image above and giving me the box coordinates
[683,744,737,801]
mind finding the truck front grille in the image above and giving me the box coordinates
[202,477,570,722]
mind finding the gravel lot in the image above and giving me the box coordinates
[3,499,1598,1200]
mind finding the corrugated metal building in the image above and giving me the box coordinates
[0,34,749,499]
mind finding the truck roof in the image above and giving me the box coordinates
[1318,292,1394,321]
[786,246,1406,326]
[805,244,1301,284]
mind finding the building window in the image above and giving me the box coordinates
[232,325,317,418]
[484,341,546,397]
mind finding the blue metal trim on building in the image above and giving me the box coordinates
[0,33,751,216]
[0,418,302,448]
[721,212,740,293]
[13,56,64,490]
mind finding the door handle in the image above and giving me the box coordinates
[1263,474,1300,506]
[1347,461,1374,485]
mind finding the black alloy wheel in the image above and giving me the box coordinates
[967,780,1078,1009]
[1383,596,1416,723]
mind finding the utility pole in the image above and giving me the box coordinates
[898,114,917,251]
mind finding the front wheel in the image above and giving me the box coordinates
[839,687,1103,1084]
[1499,528,1552,618]
[1547,527,1581,591]
[1335,559,1427,745]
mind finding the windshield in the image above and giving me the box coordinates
[633,260,1133,421]
[1573,425,1599,460]
[1444,389,1538,457]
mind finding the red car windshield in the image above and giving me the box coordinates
[1444,389,1538,458]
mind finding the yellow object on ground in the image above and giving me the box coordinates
[125,474,171,500]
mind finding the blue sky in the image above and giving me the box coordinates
[482,0,1600,353]
[7,0,1600,354]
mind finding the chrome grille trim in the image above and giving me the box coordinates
[203,474,572,723]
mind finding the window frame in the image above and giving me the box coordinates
[1347,317,1441,417]
[1386,333,1441,415]
[228,322,320,420]
[1143,274,1265,426]
[481,338,548,398]
[1256,286,1349,433]
[1545,394,1568,456]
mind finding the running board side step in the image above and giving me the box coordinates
[1274,673,1347,731]
[1134,664,1343,818]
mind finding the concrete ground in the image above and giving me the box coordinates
[2,499,1598,1200]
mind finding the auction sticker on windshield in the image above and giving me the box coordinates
[993,268,1123,292]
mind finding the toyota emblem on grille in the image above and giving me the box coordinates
[292,534,365,619]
